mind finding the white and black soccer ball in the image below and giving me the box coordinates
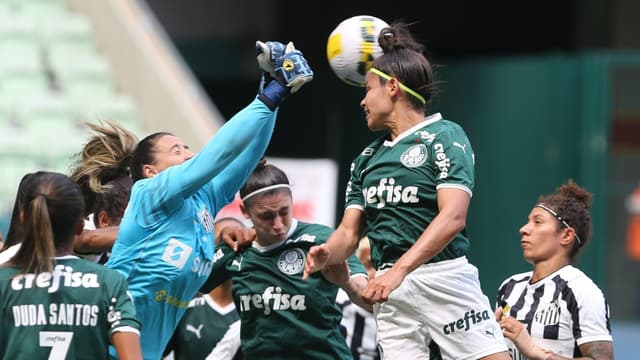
[326,15,389,87]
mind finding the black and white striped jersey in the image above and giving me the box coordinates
[336,289,380,360]
[496,265,612,359]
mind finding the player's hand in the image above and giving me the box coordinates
[321,260,350,287]
[361,267,404,304]
[256,41,313,109]
[218,227,256,252]
[256,41,288,78]
[274,42,313,93]
[302,244,330,280]
[495,307,504,322]
[499,315,549,359]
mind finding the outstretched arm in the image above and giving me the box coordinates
[207,42,313,202]
[74,226,119,254]
[172,42,313,204]
[303,208,364,280]
[141,41,313,216]
[174,98,277,199]
[322,261,372,312]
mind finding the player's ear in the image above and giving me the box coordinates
[98,210,111,228]
[388,78,400,96]
[142,164,157,178]
[75,218,85,236]
[239,203,250,219]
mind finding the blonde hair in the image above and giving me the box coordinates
[69,120,138,216]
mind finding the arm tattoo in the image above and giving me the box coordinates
[578,340,613,360]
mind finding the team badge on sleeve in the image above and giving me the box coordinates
[400,144,428,168]
[277,248,305,275]
[197,208,215,233]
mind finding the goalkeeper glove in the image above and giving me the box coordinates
[256,40,287,79]
[257,41,313,110]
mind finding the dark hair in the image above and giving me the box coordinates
[69,120,138,216]
[214,217,245,229]
[7,172,84,274]
[130,132,172,182]
[213,217,246,245]
[373,21,438,111]
[537,179,592,259]
[2,173,34,251]
[92,176,133,227]
[239,159,291,207]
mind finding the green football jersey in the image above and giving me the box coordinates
[170,294,240,360]
[203,219,366,360]
[345,113,475,268]
[0,256,140,360]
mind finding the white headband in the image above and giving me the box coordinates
[241,184,291,202]
[535,203,582,246]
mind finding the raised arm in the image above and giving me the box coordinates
[175,98,277,198]
[206,42,314,201]
[153,42,313,207]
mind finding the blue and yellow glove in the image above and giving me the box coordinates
[257,40,313,110]
[256,40,287,80]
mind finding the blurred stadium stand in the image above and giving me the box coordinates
[0,0,224,231]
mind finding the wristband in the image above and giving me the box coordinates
[258,79,289,111]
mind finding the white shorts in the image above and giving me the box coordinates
[374,256,507,360]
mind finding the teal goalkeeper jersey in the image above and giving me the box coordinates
[345,113,475,268]
[0,256,140,360]
[203,219,366,360]
[106,97,277,360]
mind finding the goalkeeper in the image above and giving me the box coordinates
[105,40,313,360]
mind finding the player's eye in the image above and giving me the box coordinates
[259,213,276,221]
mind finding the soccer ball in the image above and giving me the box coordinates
[326,15,389,87]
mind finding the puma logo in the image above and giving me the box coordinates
[453,142,467,153]
[484,328,495,338]
[186,323,203,339]
[231,258,242,270]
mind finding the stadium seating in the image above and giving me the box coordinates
[0,0,142,228]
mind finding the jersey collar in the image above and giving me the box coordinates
[203,293,237,314]
[383,112,443,147]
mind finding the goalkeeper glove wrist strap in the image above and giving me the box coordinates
[258,79,289,111]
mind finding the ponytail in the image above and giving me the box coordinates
[12,195,56,273]
[6,172,84,274]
